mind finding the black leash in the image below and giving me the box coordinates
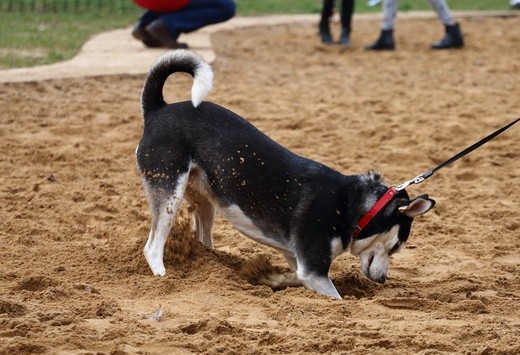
[396,118,519,191]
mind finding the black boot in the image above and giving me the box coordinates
[365,29,395,50]
[431,23,464,49]
[340,27,351,47]
[319,22,333,45]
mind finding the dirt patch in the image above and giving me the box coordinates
[0,49,46,59]
[1,16,519,354]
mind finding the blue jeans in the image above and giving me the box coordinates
[140,0,235,36]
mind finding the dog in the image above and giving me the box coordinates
[136,50,435,299]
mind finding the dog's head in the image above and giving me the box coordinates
[350,186,435,284]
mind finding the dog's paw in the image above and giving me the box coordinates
[148,261,166,276]
[240,255,301,290]
[144,252,166,276]
[152,268,166,277]
[259,272,301,290]
[240,255,279,284]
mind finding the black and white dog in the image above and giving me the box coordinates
[136,50,435,299]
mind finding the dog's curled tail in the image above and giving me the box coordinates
[141,49,213,116]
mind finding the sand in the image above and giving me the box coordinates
[1,15,519,354]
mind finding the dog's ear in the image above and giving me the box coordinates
[398,195,435,218]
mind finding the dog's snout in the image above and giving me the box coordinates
[373,274,387,284]
[368,254,374,269]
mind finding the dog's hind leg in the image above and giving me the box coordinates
[143,172,190,276]
[193,197,215,248]
[185,171,215,248]
[185,177,215,249]
[186,190,215,248]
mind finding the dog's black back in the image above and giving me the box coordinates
[138,101,358,245]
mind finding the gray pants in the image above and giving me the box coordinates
[382,0,456,30]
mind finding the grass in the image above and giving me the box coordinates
[0,0,513,69]
[0,12,139,68]
[237,0,512,15]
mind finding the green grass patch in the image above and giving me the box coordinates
[0,11,140,68]
[0,0,513,69]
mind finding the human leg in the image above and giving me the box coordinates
[339,0,355,47]
[428,0,463,49]
[319,0,335,44]
[381,0,398,31]
[366,0,396,50]
[428,0,455,25]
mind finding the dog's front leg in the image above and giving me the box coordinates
[259,271,302,290]
[297,271,342,299]
[294,251,341,299]
[283,252,297,270]
[291,232,342,298]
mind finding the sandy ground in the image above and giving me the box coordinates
[1,15,519,354]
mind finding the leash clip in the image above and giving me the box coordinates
[396,174,425,191]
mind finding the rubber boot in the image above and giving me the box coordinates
[365,29,395,51]
[145,19,188,49]
[340,27,351,47]
[319,21,333,45]
[431,23,464,49]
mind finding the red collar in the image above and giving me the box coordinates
[353,186,397,238]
